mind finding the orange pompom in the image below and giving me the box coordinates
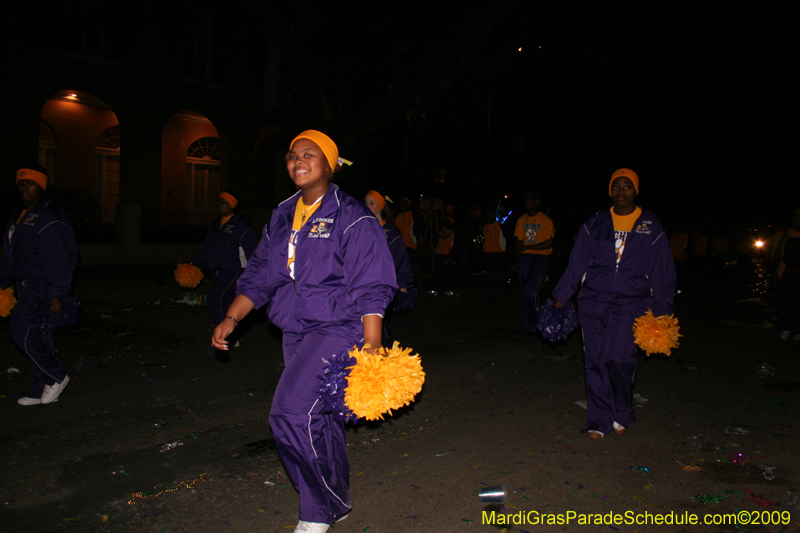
[344,342,426,421]
[0,286,17,318]
[633,310,682,356]
[174,263,204,289]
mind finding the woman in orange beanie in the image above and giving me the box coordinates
[212,131,397,533]
[0,165,78,406]
[552,168,676,440]
[192,190,257,359]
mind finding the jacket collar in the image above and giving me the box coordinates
[275,184,342,220]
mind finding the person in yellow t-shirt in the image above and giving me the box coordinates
[514,192,555,332]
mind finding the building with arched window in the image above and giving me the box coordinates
[2,2,296,264]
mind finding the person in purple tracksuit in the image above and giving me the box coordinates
[192,191,256,355]
[212,131,397,533]
[364,191,413,294]
[552,169,676,440]
[365,190,414,344]
[1,166,78,406]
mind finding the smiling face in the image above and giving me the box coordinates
[610,176,637,214]
[18,179,44,208]
[286,138,331,195]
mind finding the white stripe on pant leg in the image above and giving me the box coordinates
[24,325,61,384]
[306,399,352,510]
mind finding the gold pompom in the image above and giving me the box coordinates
[0,286,17,318]
[633,310,681,356]
[175,263,204,289]
[344,342,426,421]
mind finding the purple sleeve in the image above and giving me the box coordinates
[38,218,78,299]
[552,221,592,304]
[342,217,398,317]
[647,230,677,316]
[236,224,272,309]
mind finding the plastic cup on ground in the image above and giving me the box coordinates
[478,484,507,503]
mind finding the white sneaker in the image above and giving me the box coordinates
[41,376,70,404]
[17,397,58,406]
[293,521,329,533]
[587,430,604,440]
[232,340,240,348]
[779,330,791,341]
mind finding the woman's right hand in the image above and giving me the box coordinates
[211,295,255,350]
[212,319,236,350]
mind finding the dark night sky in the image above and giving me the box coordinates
[323,3,794,232]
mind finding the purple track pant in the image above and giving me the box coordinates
[578,299,643,435]
[270,327,358,524]
[9,280,67,399]
[519,254,548,332]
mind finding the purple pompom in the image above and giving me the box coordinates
[31,296,80,334]
[537,299,579,342]
[319,348,359,424]
[391,286,418,313]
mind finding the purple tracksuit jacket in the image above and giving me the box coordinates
[2,198,77,298]
[193,213,257,271]
[553,207,675,435]
[194,214,257,327]
[238,184,397,334]
[237,184,396,524]
[1,197,78,397]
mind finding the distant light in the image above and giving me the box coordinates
[504,195,508,198]
[518,47,523,52]
[755,240,764,248]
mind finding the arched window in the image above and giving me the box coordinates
[186,136,221,209]
[95,125,121,205]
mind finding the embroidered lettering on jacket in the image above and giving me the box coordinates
[23,213,39,226]
[308,218,334,239]
[224,225,234,233]
[635,221,652,235]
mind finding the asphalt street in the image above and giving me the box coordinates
[1,262,798,533]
